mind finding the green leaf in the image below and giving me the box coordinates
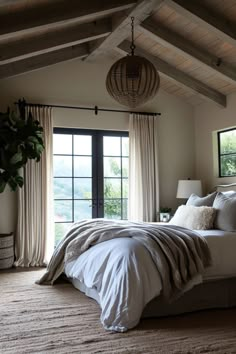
[8,175,20,191]
[0,177,6,193]
[35,131,43,138]
[0,106,45,192]
[27,112,34,125]
[27,136,40,144]
[36,144,44,154]
[10,151,23,165]
[15,175,24,187]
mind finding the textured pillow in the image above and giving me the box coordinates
[186,192,217,207]
[221,190,236,197]
[169,205,215,230]
[213,192,236,231]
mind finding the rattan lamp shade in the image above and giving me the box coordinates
[106,55,160,108]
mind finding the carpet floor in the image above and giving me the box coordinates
[1,269,236,354]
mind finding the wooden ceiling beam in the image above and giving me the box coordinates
[0,44,88,79]
[85,0,165,61]
[166,0,236,46]
[0,0,135,38]
[0,0,19,5]
[140,19,236,85]
[118,40,226,107]
[0,19,111,64]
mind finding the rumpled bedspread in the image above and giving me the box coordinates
[37,219,211,301]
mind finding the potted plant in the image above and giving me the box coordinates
[159,207,172,222]
[0,101,44,269]
[0,101,44,193]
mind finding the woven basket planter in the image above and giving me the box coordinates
[0,233,14,269]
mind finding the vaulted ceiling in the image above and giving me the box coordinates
[1,0,236,107]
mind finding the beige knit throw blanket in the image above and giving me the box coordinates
[37,219,211,300]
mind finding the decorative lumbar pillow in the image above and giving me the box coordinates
[169,205,216,230]
[186,192,217,207]
[213,192,236,231]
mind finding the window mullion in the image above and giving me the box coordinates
[92,132,98,218]
[72,134,75,223]
[120,137,123,219]
[97,132,104,218]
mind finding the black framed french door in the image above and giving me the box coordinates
[53,128,128,243]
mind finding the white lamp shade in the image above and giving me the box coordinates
[176,180,203,199]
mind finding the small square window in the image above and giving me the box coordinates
[218,129,236,177]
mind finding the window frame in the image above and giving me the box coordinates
[100,131,129,219]
[217,127,236,178]
[53,127,129,231]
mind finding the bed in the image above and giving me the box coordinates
[38,183,236,332]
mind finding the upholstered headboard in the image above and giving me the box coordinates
[215,183,236,193]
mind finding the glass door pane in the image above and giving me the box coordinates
[73,135,93,221]
[102,135,128,220]
[53,131,94,244]
[53,130,128,245]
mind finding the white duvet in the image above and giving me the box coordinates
[65,229,236,332]
[197,229,236,280]
[65,237,162,332]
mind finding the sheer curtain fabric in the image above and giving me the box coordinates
[15,106,54,267]
[129,113,159,222]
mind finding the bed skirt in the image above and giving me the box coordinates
[142,277,236,318]
[71,277,236,319]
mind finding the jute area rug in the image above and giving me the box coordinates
[1,269,236,354]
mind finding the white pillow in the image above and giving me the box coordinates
[221,190,236,197]
[169,205,215,230]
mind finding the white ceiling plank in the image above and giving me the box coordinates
[0,44,88,79]
[166,0,236,46]
[140,19,236,85]
[85,0,165,61]
[118,40,227,107]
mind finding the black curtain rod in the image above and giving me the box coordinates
[15,100,161,116]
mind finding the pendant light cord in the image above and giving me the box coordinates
[130,17,135,56]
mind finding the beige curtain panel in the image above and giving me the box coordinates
[128,113,159,222]
[15,106,54,267]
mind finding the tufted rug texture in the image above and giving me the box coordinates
[1,269,236,354]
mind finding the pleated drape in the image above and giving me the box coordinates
[128,114,159,222]
[14,106,54,267]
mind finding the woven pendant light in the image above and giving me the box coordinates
[106,17,160,108]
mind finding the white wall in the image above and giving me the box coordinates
[194,92,236,193]
[0,186,17,234]
[0,58,195,233]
